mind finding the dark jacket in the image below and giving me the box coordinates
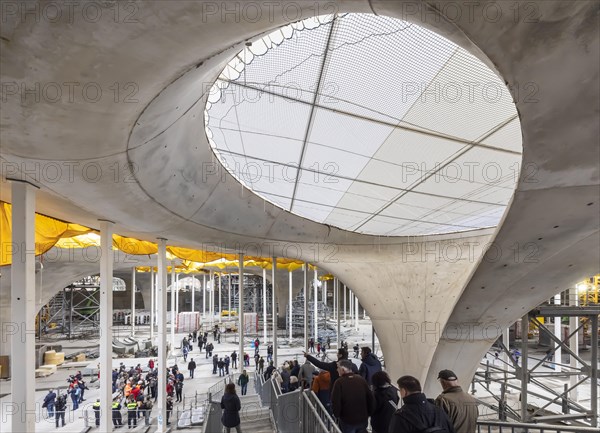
[371,385,399,433]
[435,386,479,433]
[389,393,455,433]
[237,373,249,386]
[220,393,241,427]
[331,372,375,425]
[43,391,56,407]
[188,360,196,370]
[264,365,275,380]
[358,353,382,385]
[305,355,358,386]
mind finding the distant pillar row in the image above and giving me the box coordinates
[99,219,114,430]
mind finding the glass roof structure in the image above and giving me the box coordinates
[204,13,522,236]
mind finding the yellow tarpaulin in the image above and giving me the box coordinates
[1,201,92,266]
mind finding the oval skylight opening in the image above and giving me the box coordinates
[205,13,522,236]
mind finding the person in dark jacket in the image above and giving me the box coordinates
[264,361,276,380]
[55,394,67,428]
[389,375,455,433]
[188,358,197,378]
[331,360,375,433]
[237,370,249,395]
[304,348,357,388]
[280,367,291,393]
[370,371,399,433]
[43,389,56,419]
[358,346,382,386]
[220,383,242,433]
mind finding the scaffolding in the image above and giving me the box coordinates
[286,290,335,339]
[473,303,599,427]
[216,273,273,316]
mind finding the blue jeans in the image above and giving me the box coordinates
[240,383,248,395]
[71,394,79,410]
[46,403,55,418]
[339,419,368,433]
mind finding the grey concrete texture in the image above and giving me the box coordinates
[0,1,598,395]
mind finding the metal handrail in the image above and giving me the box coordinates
[300,389,341,433]
[477,421,599,433]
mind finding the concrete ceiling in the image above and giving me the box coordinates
[1,1,598,388]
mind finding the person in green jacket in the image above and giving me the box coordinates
[237,370,249,395]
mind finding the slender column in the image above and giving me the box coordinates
[262,268,267,342]
[553,293,562,372]
[228,273,232,316]
[333,278,336,321]
[9,180,36,432]
[157,239,168,432]
[569,288,579,400]
[343,284,347,322]
[210,271,214,327]
[520,314,529,422]
[191,273,195,313]
[590,314,598,427]
[336,278,340,349]
[303,265,308,349]
[170,265,175,354]
[150,267,155,340]
[288,270,293,339]
[99,219,114,432]
[203,274,207,318]
[355,295,359,330]
[314,268,318,341]
[131,267,136,335]
[272,257,278,366]
[503,328,510,367]
[238,255,245,367]
[218,274,222,323]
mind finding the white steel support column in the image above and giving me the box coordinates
[333,278,336,321]
[218,274,222,323]
[170,265,175,355]
[203,274,206,319]
[355,295,359,330]
[303,265,308,349]
[343,284,347,322]
[150,267,155,341]
[210,271,214,327]
[313,268,318,342]
[191,273,195,313]
[553,293,562,372]
[157,239,168,432]
[238,255,245,366]
[9,180,36,433]
[99,220,114,432]
[131,267,136,336]
[503,328,510,367]
[263,268,268,343]
[175,273,180,318]
[569,287,579,400]
[228,273,232,317]
[272,257,278,366]
[336,278,340,349]
[288,270,293,339]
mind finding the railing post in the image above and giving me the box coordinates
[562,383,569,414]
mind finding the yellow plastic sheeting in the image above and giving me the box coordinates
[114,235,158,255]
[0,201,92,266]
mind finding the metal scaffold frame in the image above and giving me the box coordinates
[473,304,599,427]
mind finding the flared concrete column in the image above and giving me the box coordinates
[156,239,168,432]
[9,180,36,432]
[98,219,114,431]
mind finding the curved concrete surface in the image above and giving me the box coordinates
[1,1,598,387]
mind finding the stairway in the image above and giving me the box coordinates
[239,378,274,433]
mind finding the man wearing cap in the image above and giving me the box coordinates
[331,359,375,433]
[435,370,478,433]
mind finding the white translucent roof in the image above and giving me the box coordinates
[205,13,522,236]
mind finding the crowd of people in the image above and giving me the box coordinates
[261,346,478,433]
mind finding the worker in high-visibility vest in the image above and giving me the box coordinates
[112,398,123,427]
[126,396,139,428]
[92,399,100,427]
